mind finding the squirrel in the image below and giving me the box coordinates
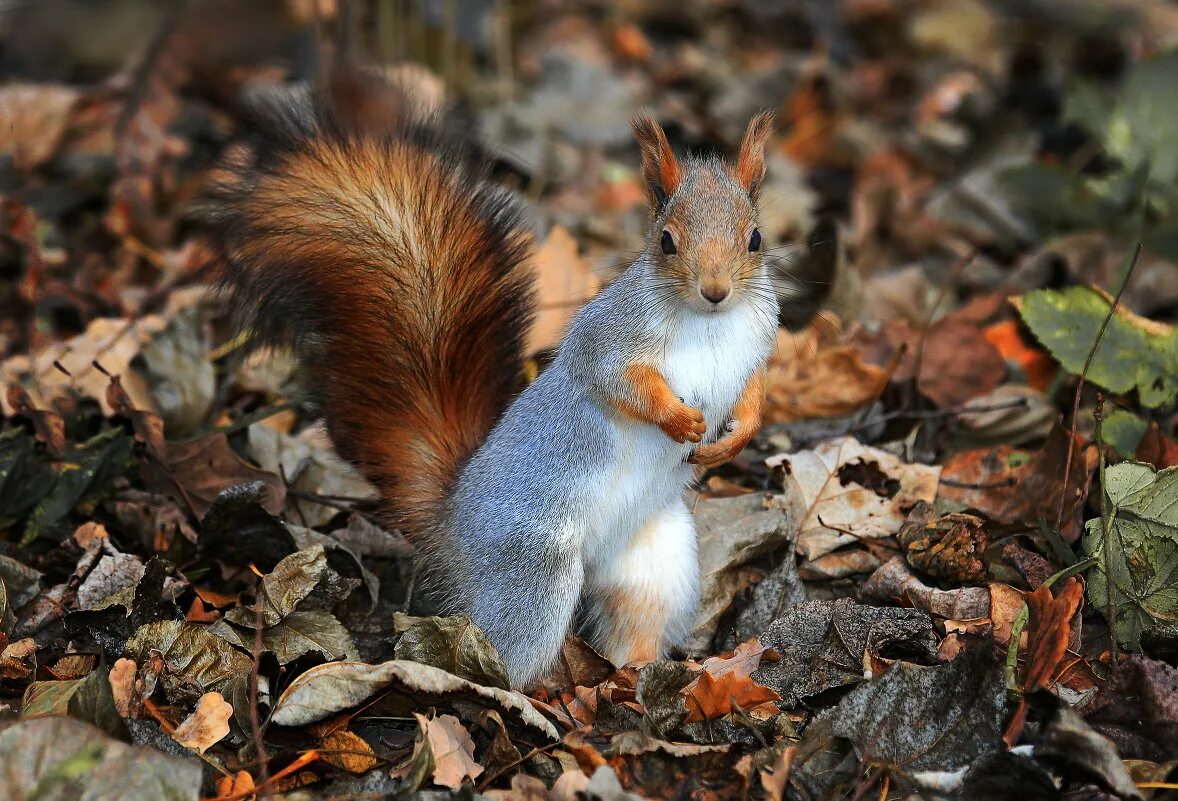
[207,79,779,688]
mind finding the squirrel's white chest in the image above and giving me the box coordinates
[658,309,766,426]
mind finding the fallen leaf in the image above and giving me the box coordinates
[171,691,232,754]
[528,225,600,353]
[983,320,1056,390]
[108,657,138,717]
[319,729,377,774]
[940,423,1093,539]
[408,713,483,789]
[687,492,802,652]
[148,434,285,517]
[769,436,940,563]
[269,659,557,739]
[754,597,937,706]
[765,329,891,423]
[1022,578,1084,693]
[681,669,781,722]
[831,645,1007,771]
[0,717,201,801]
[394,615,510,691]
[861,557,991,620]
[698,638,778,679]
[1135,422,1178,469]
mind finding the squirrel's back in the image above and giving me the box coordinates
[205,82,535,538]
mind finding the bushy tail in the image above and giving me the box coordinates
[204,78,534,537]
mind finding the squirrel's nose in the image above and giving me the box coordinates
[700,286,730,305]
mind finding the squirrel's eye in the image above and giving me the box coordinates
[660,230,677,255]
[748,228,762,252]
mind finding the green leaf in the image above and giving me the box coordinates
[1083,462,1178,650]
[1017,286,1178,408]
[1099,409,1149,458]
[22,431,135,545]
[1114,48,1178,182]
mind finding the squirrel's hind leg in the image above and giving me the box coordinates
[467,531,585,690]
[585,499,700,666]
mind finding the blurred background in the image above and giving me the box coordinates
[1,0,1177,435]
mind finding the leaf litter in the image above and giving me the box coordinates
[1,2,1178,799]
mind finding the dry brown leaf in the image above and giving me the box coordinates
[171,691,232,754]
[699,638,779,679]
[681,670,781,723]
[0,316,168,418]
[149,432,286,517]
[0,84,81,170]
[765,328,890,423]
[939,423,1094,539]
[1022,577,1084,693]
[319,730,377,774]
[770,437,941,564]
[215,770,256,799]
[413,713,483,789]
[528,225,600,353]
[108,658,138,717]
[759,745,797,801]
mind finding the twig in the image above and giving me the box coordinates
[1094,393,1119,664]
[249,566,271,796]
[1054,243,1141,533]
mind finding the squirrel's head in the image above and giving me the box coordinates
[631,111,774,314]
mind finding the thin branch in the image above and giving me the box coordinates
[1054,243,1142,533]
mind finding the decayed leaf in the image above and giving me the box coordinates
[270,659,558,739]
[1082,462,1178,650]
[687,492,803,652]
[225,546,326,627]
[528,225,600,353]
[394,615,511,690]
[765,329,890,423]
[1022,578,1084,693]
[404,713,484,789]
[124,620,259,704]
[1015,285,1178,408]
[940,423,1092,538]
[681,669,781,722]
[148,433,285,517]
[319,730,378,774]
[0,717,201,801]
[830,645,1007,771]
[862,557,990,620]
[754,597,937,706]
[897,502,990,583]
[171,691,232,754]
[770,436,940,563]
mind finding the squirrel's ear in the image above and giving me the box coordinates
[735,111,775,197]
[631,112,681,209]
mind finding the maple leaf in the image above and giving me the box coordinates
[681,670,781,723]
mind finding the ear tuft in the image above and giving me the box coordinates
[735,111,775,196]
[631,112,681,209]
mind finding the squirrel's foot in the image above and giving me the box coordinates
[659,403,706,444]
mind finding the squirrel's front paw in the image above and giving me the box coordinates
[659,404,706,444]
[688,424,751,468]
